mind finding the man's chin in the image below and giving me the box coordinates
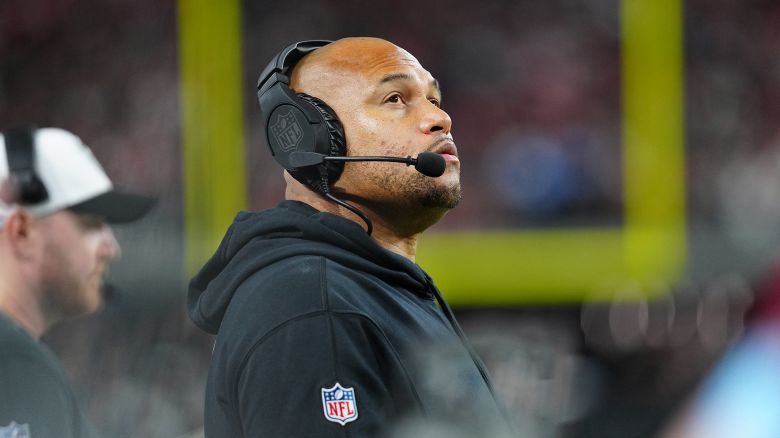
[80,283,106,315]
[418,183,462,210]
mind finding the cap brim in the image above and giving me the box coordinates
[69,190,156,223]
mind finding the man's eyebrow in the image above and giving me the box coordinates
[380,73,412,84]
[379,73,441,94]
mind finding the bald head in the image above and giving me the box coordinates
[289,37,423,100]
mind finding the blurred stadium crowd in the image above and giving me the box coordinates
[2,0,780,436]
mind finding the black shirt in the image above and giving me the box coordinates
[0,312,98,438]
[188,201,516,437]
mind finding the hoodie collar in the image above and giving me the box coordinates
[187,201,432,334]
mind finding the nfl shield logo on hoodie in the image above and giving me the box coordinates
[321,382,358,425]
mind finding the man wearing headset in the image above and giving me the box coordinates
[0,127,154,437]
[188,37,516,436]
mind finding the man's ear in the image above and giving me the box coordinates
[3,210,38,260]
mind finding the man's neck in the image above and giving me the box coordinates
[0,277,47,339]
[363,216,419,261]
[285,190,422,261]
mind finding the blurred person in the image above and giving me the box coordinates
[661,266,780,438]
[188,37,515,436]
[0,127,155,437]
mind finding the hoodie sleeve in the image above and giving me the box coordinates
[234,310,421,437]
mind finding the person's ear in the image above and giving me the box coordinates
[3,210,38,261]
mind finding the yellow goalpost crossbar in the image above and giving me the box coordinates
[178,0,685,304]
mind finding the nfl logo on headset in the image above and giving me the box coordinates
[270,109,303,152]
[0,422,30,438]
[321,382,358,425]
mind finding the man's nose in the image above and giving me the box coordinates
[99,226,121,261]
[419,103,452,135]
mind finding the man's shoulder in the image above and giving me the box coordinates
[242,253,329,292]
[239,254,389,307]
[0,325,92,438]
[0,315,45,363]
[224,255,331,326]
[0,341,68,396]
[220,254,384,340]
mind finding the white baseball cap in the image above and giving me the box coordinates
[0,127,155,226]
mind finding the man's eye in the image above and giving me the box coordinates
[429,98,441,108]
[385,94,402,104]
[74,213,106,231]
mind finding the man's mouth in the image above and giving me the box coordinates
[430,141,459,161]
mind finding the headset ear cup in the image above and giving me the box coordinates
[256,40,344,195]
[294,93,346,187]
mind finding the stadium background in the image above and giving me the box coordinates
[2,0,779,436]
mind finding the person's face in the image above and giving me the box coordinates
[36,209,120,319]
[295,39,461,213]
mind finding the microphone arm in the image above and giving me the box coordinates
[289,151,445,177]
[326,156,415,164]
[287,151,447,235]
[290,151,413,167]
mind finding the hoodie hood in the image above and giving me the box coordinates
[188,201,431,334]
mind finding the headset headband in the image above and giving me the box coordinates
[2,127,49,204]
[257,40,332,96]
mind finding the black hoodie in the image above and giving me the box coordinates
[188,201,515,437]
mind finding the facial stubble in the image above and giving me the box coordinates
[371,166,462,210]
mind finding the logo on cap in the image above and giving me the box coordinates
[270,109,303,152]
[321,382,358,425]
[0,422,30,438]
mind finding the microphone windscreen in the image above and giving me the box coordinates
[415,152,446,177]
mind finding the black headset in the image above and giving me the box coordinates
[256,40,345,195]
[2,127,49,204]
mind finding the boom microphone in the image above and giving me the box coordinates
[288,151,446,236]
[289,151,446,178]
